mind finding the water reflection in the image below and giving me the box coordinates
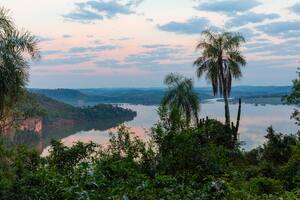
[119,103,297,148]
[5,115,135,154]
[6,102,300,154]
[47,102,299,153]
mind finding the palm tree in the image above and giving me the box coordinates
[194,30,246,126]
[162,73,200,127]
[0,7,40,133]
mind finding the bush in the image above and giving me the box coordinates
[0,121,299,199]
[246,177,283,196]
[280,143,300,190]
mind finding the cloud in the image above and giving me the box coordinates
[64,0,144,23]
[42,50,64,56]
[110,36,132,41]
[69,45,119,53]
[256,21,300,38]
[236,28,259,40]
[158,17,212,34]
[245,40,300,56]
[226,12,280,27]
[36,56,95,66]
[37,36,53,42]
[146,18,154,22]
[92,45,189,70]
[96,46,193,73]
[64,8,104,22]
[125,46,186,64]
[249,59,298,69]
[290,3,300,14]
[142,44,169,49]
[94,59,121,67]
[62,34,72,38]
[118,36,132,41]
[69,69,97,74]
[194,0,260,14]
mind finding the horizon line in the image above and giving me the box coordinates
[28,85,292,90]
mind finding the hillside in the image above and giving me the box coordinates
[30,89,93,106]
[6,93,137,149]
[30,93,137,123]
[30,86,292,106]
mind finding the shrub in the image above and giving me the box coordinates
[246,177,283,196]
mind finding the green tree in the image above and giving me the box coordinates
[0,7,40,133]
[284,69,300,125]
[194,30,246,126]
[162,73,200,127]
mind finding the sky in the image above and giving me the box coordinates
[2,0,300,88]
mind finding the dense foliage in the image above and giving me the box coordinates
[0,6,299,199]
[30,93,137,123]
[2,93,137,150]
[0,110,299,199]
[0,7,40,133]
[162,73,200,126]
[284,69,300,125]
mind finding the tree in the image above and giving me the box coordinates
[0,7,40,133]
[162,73,200,127]
[284,68,300,125]
[194,30,246,126]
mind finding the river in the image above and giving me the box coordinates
[41,102,298,155]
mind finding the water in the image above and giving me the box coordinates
[41,102,298,155]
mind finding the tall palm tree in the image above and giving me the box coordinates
[194,30,246,126]
[162,73,200,126]
[0,7,40,133]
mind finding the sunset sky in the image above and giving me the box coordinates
[3,0,300,88]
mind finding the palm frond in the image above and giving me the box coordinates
[0,7,14,33]
[223,33,246,50]
[228,59,242,79]
[0,7,39,121]
[162,73,200,125]
[228,50,246,66]
[3,30,40,59]
[201,30,217,44]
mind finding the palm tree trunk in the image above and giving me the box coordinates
[235,98,241,134]
[194,112,200,128]
[219,57,230,126]
[223,91,230,126]
[233,98,242,147]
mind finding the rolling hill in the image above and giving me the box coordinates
[30,86,292,106]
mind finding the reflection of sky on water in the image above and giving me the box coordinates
[42,102,299,155]
[201,102,298,149]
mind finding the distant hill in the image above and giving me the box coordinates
[222,86,291,98]
[30,89,93,106]
[5,93,137,149]
[78,88,214,105]
[29,86,292,106]
[30,93,137,123]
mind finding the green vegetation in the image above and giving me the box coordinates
[30,93,136,124]
[3,93,137,150]
[194,30,246,126]
[162,73,200,126]
[0,6,299,199]
[284,69,300,125]
[1,70,299,199]
[0,7,40,133]
[0,113,299,199]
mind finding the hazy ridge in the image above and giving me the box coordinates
[30,86,292,106]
